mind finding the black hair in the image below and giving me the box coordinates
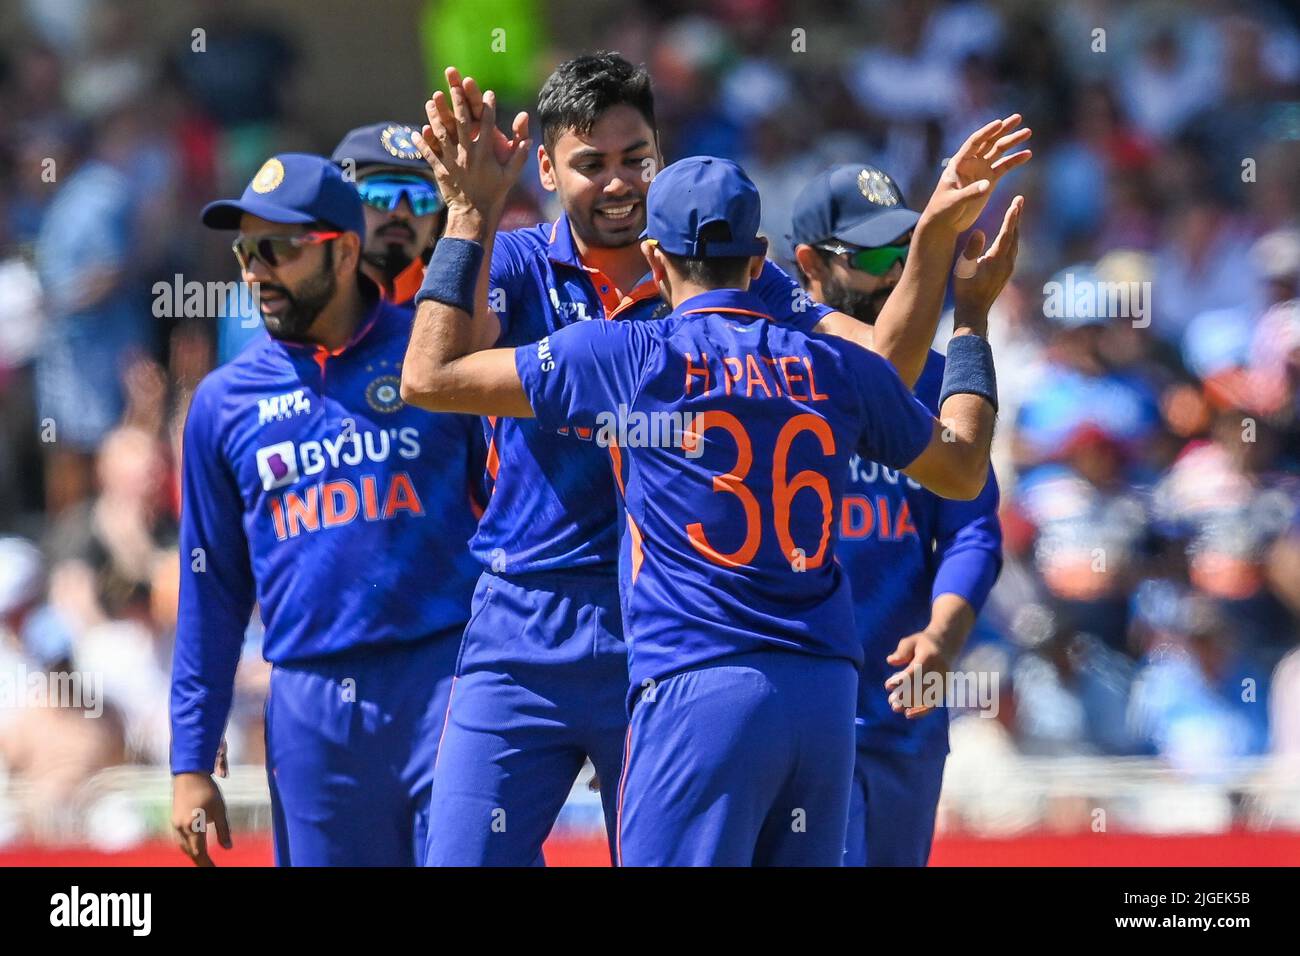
[659,222,753,288]
[536,52,656,152]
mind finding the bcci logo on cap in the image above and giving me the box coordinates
[858,168,900,207]
[256,441,299,491]
[380,124,422,161]
[251,158,286,194]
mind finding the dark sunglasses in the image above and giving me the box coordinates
[818,240,910,277]
[232,230,342,271]
[356,174,444,217]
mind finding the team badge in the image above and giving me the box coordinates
[251,158,285,194]
[380,124,422,161]
[858,168,900,207]
[366,374,404,413]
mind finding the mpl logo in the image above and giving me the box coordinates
[258,389,312,425]
[256,441,300,491]
[548,288,592,322]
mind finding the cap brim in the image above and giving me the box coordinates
[200,198,319,231]
[352,161,435,177]
[834,208,920,248]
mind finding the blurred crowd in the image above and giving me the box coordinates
[1,0,1299,845]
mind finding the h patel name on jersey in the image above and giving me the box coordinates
[682,349,830,402]
[255,426,425,541]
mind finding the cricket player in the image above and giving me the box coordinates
[332,122,446,304]
[169,153,484,866]
[791,164,1012,866]
[401,154,1002,865]
[402,56,1028,865]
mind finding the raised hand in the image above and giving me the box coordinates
[921,115,1032,236]
[412,66,530,219]
[952,194,1025,335]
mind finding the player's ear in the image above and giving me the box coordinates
[642,241,673,300]
[641,240,667,281]
[793,243,825,284]
[537,144,557,192]
[749,239,768,279]
[337,230,362,276]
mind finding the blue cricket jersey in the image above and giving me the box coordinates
[171,286,486,774]
[515,287,935,693]
[472,214,833,576]
[839,350,1003,756]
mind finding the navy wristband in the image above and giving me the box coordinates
[414,237,484,315]
[940,333,998,412]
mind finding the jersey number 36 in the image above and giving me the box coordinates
[685,411,835,571]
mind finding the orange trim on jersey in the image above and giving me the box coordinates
[607,279,663,321]
[310,311,382,376]
[606,441,643,583]
[626,512,645,584]
[388,258,426,305]
[586,269,626,316]
[680,306,773,321]
[607,441,626,494]
[485,416,500,482]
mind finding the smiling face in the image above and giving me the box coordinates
[236,213,354,342]
[538,104,659,252]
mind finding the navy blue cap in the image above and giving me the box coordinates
[790,163,919,249]
[330,121,431,175]
[642,156,766,259]
[201,153,366,238]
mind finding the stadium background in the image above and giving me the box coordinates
[1,0,1298,865]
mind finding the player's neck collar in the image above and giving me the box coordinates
[673,287,769,319]
[276,274,387,359]
[546,213,583,269]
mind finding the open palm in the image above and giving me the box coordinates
[413,66,530,215]
[924,114,1032,235]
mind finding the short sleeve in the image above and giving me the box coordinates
[487,231,534,345]
[751,259,833,334]
[846,344,935,471]
[515,321,651,431]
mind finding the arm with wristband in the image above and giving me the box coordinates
[901,329,999,500]
[893,175,1022,501]
[400,67,534,414]
[847,327,998,502]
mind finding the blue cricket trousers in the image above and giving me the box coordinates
[617,649,857,866]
